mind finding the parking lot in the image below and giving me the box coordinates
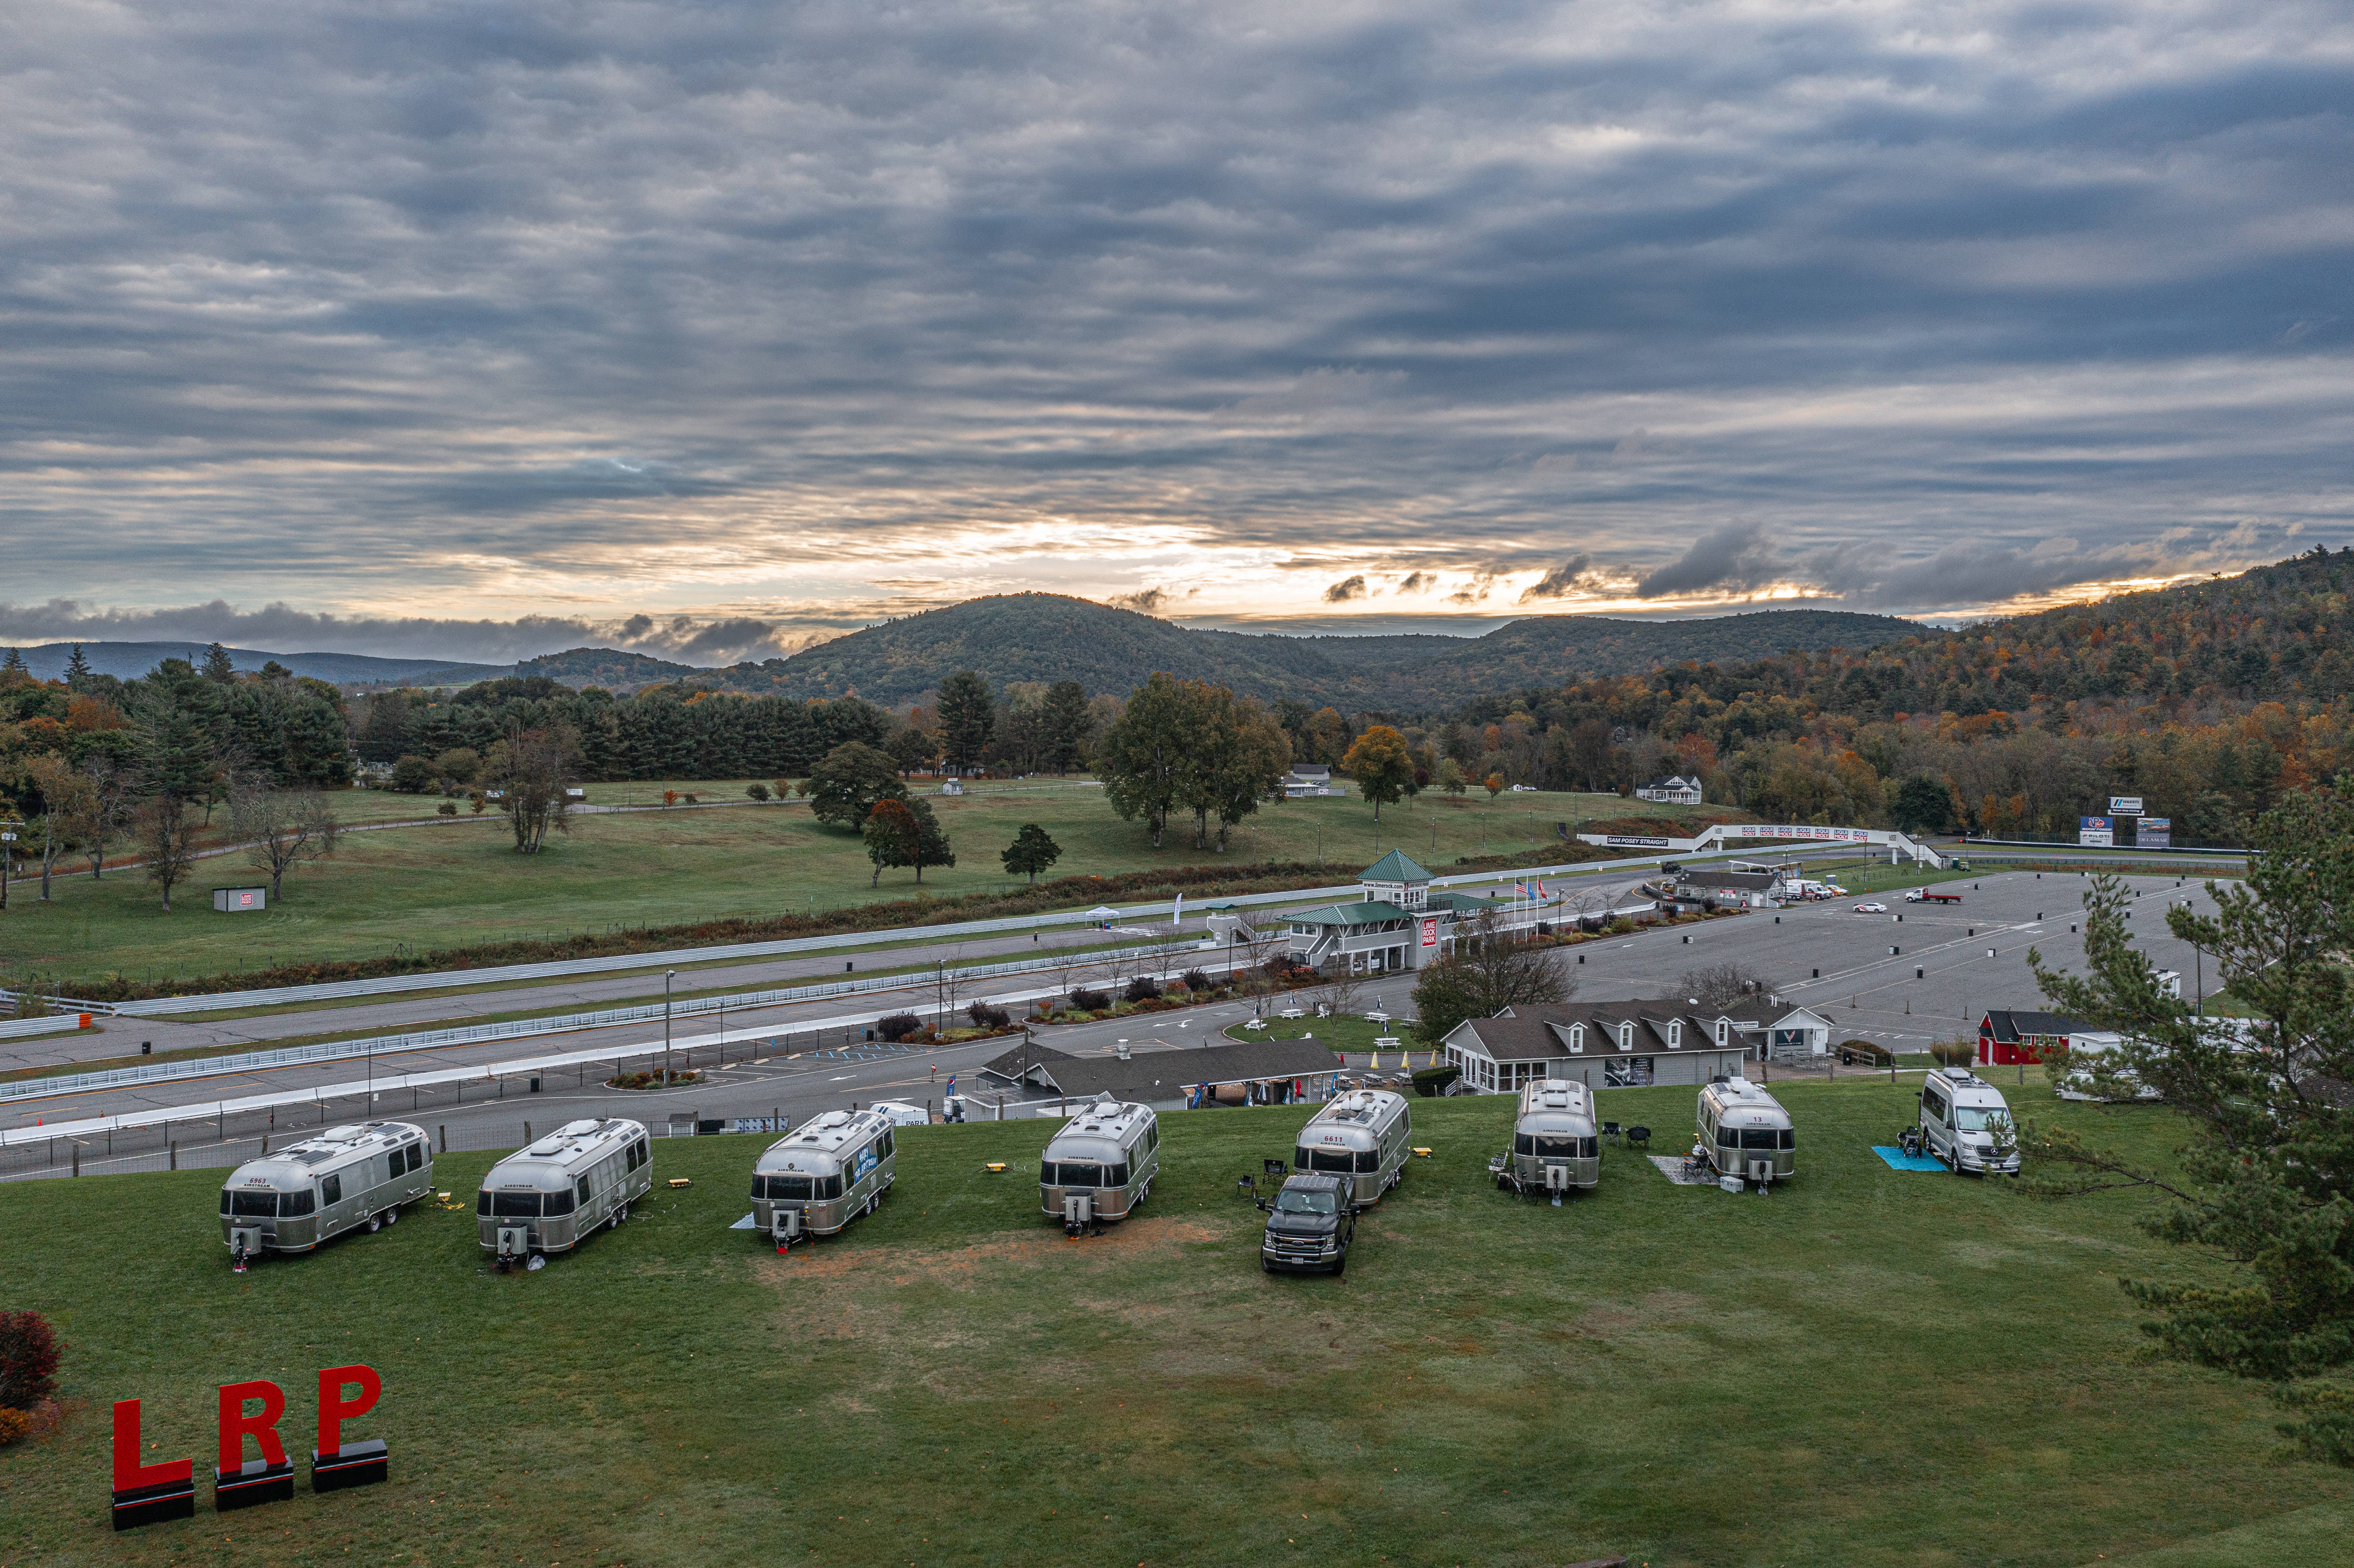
[1564,867,2229,1052]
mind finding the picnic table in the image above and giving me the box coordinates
[1279,1008,1305,1020]
[1242,1018,1266,1032]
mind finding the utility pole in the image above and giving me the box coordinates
[0,818,19,911]
[663,969,678,1086]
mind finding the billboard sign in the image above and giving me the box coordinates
[2079,816,2114,847]
[1420,917,1439,948]
[2108,796,2144,816]
[2137,816,2172,849]
[1601,835,1675,849]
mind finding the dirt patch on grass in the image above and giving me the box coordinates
[756,1216,1230,1290]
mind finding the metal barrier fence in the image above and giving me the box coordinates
[0,939,1199,1105]
[0,1025,911,1184]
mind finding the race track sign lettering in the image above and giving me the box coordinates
[110,1365,387,1530]
[2138,816,2173,849]
[2108,796,2144,816]
[1420,917,1438,947]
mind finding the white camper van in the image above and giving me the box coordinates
[1917,1068,2021,1174]
[219,1121,434,1269]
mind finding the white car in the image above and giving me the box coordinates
[1852,901,1888,913]
[865,1100,933,1127]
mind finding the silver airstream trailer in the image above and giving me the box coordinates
[751,1106,898,1250]
[1039,1097,1159,1236]
[476,1118,651,1269]
[1491,1078,1601,1200]
[219,1120,434,1269]
[1293,1089,1412,1207]
[1697,1077,1796,1188]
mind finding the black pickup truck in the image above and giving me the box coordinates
[1258,1172,1357,1276]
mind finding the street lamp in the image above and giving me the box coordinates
[663,969,678,1086]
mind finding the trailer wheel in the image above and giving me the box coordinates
[367,1215,382,1233]
[384,1208,399,1226]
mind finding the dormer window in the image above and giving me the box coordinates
[1568,1026,1584,1054]
[1668,1020,1682,1048]
[1619,1023,1634,1050]
[1715,1020,1729,1046]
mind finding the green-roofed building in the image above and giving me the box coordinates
[1281,851,1552,976]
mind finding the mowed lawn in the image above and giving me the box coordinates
[3,1085,2344,1568]
[0,784,1668,987]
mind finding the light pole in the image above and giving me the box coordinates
[663,969,678,1086]
[0,818,19,911]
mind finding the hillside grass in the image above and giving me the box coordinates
[0,785,1681,989]
[2,1084,2343,1567]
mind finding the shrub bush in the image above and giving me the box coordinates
[1411,1064,1460,1097]
[389,755,435,794]
[0,1408,28,1447]
[1070,988,1109,1012]
[606,1070,702,1089]
[1837,1037,1894,1066]
[1929,1039,1978,1067]
[966,1001,1012,1029]
[746,783,770,802]
[1123,975,1161,1004]
[436,800,458,816]
[876,1012,924,1042]
[0,1310,63,1411]
[1181,968,1212,994]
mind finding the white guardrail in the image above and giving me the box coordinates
[0,940,1200,1105]
[2,849,1699,1022]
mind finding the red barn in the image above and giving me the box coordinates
[1977,1009,2085,1066]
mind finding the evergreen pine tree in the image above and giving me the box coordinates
[201,641,237,682]
[64,644,91,688]
[0,647,24,677]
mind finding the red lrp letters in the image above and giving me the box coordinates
[111,1400,194,1492]
[317,1364,382,1454]
[216,1379,290,1471]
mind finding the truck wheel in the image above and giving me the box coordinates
[1261,1257,1275,1272]
[1331,1252,1347,1277]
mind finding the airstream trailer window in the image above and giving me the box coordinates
[1778,1129,1797,1150]
[544,1188,576,1217]
[492,1191,541,1218]
[1529,1134,1585,1157]
[576,1176,592,1206]
[766,1175,815,1200]
[231,1191,277,1217]
[632,1139,649,1168]
[1105,1163,1129,1187]
[477,1190,492,1215]
[1740,1129,1780,1150]
[819,1173,845,1199]
[1301,1149,1353,1174]
[281,1188,316,1216]
[406,1143,426,1173]
[321,1174,343,1204]
[1354,1149,1380,1173]
[219,1192,232,1214]
[1716,1125,1739,1148]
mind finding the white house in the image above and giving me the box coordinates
[1283,851,1554,976]
[1635,774,1704,805]
[1442,1000,1750,1092]
[1281,765,1347,798]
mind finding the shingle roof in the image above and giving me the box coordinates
[1981,1009,2085,1043]
[1287,901,1414,927]
[1358,849,1434,885]
[1447,999,1736,1062]
[981,1036,1346,1100]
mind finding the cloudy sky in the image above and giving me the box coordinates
[5,0,2349,664]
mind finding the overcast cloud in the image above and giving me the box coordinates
[4,0,2350,660]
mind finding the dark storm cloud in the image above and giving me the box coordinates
[1519,555,1596,602]
[1,0,2348,626]
[1324,576,1370,603]
[1635,526,1780,599]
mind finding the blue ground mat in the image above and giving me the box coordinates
[1873,1145,1948,1172]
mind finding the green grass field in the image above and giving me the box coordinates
[3,1085,2343,1567]
[0,784,1679,988]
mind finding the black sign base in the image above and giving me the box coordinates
[215,1459,296,1511]
[112,1477,196,1531]
[311,1439,389,1492]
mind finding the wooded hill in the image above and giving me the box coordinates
[631,595,1926,707]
